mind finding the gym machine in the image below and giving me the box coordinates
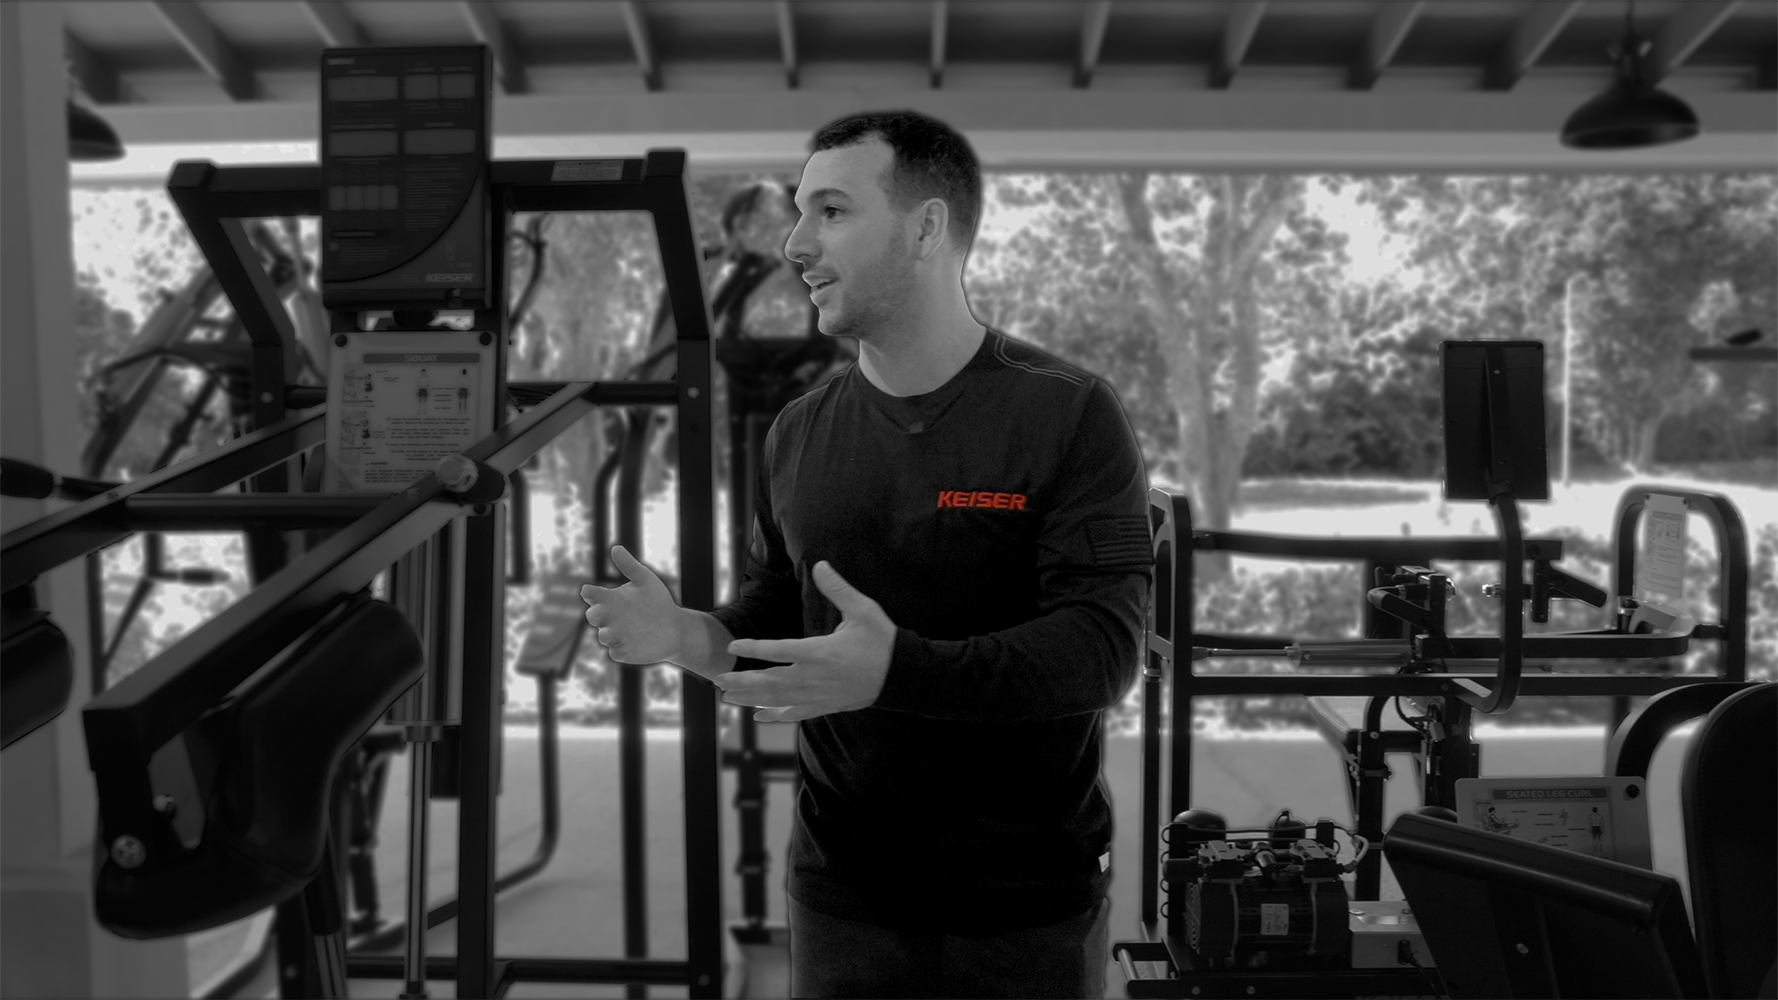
[1115,340,1751,998]
[1,44,724,998]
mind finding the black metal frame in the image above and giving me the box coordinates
[2,152,723,999]
[1134,482,1749,942]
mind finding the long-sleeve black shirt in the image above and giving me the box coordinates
[711,327,1152,934]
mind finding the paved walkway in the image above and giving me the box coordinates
[210,720,1675,997]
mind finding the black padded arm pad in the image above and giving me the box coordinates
[2,609,74,750]
[1606,681,1757,779]
[1682,683,1777,1000]
[96,596,423,938]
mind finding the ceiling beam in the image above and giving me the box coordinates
[458,1,527,94]
[1211,0,1266,90]
[1349,0,1424,90]
[930,1,948,89]
[297,1,363,49]
[1485,0,1582,91]
[1647,0,1743,85]
[776,1,798,89]
[148,1,255,101]
[1075,1,1113,89]
[65,31,121,105]
[619,1,661,92]
[82,91,1778,178]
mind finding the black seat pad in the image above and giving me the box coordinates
[96,597,423,938]
[2,605,73,750]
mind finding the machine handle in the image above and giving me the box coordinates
[0,458,118,502]
[0,458,55,499]
[1453,349,1527,714]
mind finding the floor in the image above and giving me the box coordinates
[203,709,1689,998]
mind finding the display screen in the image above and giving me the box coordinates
[440,73,476,99]
[328,76,398,102]
[405,129,476,155]
[329,130,399,157]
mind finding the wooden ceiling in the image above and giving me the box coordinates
[61,2,1778,174]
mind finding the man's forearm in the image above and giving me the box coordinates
[670,607,738,681]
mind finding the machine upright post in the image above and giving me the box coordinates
[649,151,725,1000]
[457,507,506,999]
[616,409,651,999]
[457,188,511,997]
[1167,496,1195,825]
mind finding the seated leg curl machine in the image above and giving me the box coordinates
[1115,340,1753,998]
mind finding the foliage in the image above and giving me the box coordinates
[967,173,1350,557]
[1349,174,1778,473]
[1244,305,1445,478]
[70,190,226,480]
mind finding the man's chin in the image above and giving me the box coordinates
[813,308,845,338]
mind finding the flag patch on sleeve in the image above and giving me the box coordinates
[1087,515,1152,569]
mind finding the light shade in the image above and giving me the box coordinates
[1561,81,1701,150]
[68,101,125,161]
[1560,15,1701,152]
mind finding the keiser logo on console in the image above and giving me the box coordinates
[936,491,1027,510]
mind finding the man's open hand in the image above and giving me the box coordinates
[715,561,895,723]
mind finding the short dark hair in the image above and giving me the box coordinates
[811,111,981,250]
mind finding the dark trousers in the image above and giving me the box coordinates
[788,895,1109,999]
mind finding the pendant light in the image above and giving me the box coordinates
[1560,2,1700,150]
[69,99,125,161]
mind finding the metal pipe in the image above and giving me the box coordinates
[402,738,434,998]
[1191,641,1415,667]
[347,956,694,985]
[1137,651,1162,930]
[393,541,437,1000]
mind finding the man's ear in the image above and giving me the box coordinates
[914,198,950,261]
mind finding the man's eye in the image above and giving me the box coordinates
[823,206,842,218]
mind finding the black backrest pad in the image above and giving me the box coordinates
[1607,682,1757,780]
[96,597,423,938]
[2,610,74,750]
[1682,683,1777,1000]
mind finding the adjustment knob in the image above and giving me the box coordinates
[436,454,479,493]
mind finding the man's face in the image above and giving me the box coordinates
[784,137,917,339]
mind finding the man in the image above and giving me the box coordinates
[583,111,1150,998]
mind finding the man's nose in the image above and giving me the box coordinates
[784,218,814,263]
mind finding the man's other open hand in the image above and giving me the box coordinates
[716,561,896,722]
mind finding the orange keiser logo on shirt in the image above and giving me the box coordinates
[936,490,1026,510]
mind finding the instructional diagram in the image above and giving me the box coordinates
[1455,776,1652,868]
[1471,787,1612,857]
[325,332,494,491]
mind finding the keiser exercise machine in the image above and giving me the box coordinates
[1,44,725,999]
[1114,340,1751,998]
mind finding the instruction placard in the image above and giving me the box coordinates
[324,330,495,492]
[1454,776,1651,868]
[1637,493,1688,602]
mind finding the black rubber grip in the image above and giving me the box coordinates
[0,458,55,499]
